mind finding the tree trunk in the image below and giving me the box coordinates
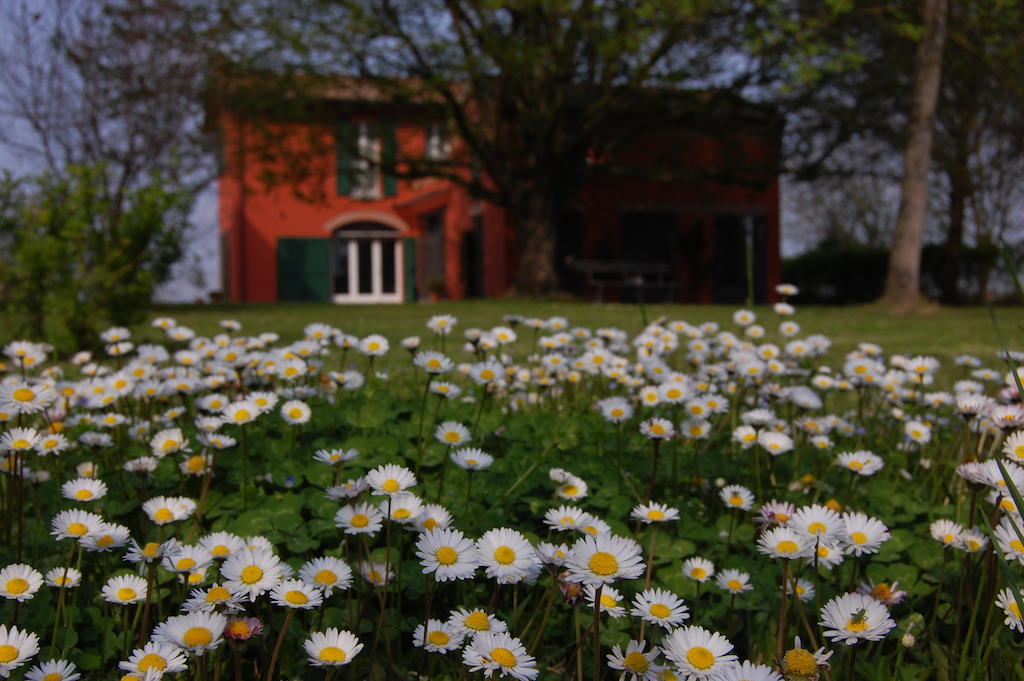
[511,192,560,295]
[882,0,948,310]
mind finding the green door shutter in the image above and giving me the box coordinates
[404,237,417,302]
[334,119,354,196]
[278,238,330,302]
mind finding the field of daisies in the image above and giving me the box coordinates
[1,288,1023,681]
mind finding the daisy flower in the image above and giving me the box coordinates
[413,619,464,654]
[1,427,39,453]
[0,381,55,415]
[715,569,753,595]
[182,584,246,613]
[414,504,453,532]
[555,474,588,501]
[153,611,227,656]
[435,421,471,446]
[631,502,679,524]
[787,578,816,602]
[326,478,369,501]
[163,545,214,574]
[819,592,897,645]
[756,500,795,528]
[857,580,907,606]
[757,527,813,560]
[448,608,508,637]
[719,485,754,511]
[50,509,103,540]
[44,567,81,589]
[757,431,794,456]
[585,584,626,617]
[930,519,964,548]
[993,516,1024,565]
[280,400,311,424]
[606,639,663,681]
[0,624,39,678]
[199,532,246,560]
[565,534,644,585]
[380,492,424,524]
[630,588,689,629]
[958,528,988,553]
[221,547,283,601]
[365,464,417,496]
[299,557,353,596]
[414,350,454,374]
[718,660,782,681]
[545,506,592,532]
[682,556,716,583]
[791,505,846,543]
[119,641,189,677]
[101,574,148,605]
[661,625,738,680]
[416,528,479,582]
[358,561,394,587]
[224,617,263,641]
[841,513,890,556]
[0,564,43,602]
[995,587,1024,633]
[304,628,363,667]
[811,541,846,569]
[23,659,81,681]
[313,448,358,465]
[836,451,884,476]
[222,401,259,426]
[477,528,539,583]
[598,397,634,423]
[462,631,538,680]
[639,418,674,439]
[451,448,494,470]
[270,579,323,610]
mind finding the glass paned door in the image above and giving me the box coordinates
[331,225,403,303]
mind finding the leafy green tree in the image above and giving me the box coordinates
[0,165,189,350]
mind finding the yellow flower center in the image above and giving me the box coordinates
[143,542,160,557]
[207,586,231,602]
[288,408,303,419]
[234,409,251,422]
[494,546,516,565]
[561,484,579,496]
[443,431,461,443]
[186,456,205,472]
[464,610,490,630]
[12,388,35,402]
[137,653,167,671]
[11,439,30,449]
[647,510,665,521]
[1000,499,1017,512]
[177,558,196,571]
[382,479,400,493]
[728,579,743,591]
[490,647,517,667]
[73,487,95,500]
[212,545,230,557]
[650,424,665,435]
[649,603,671,618]
[318,646,347,662]
[435,547,458,566]
[623,651,649,672]
[848,461,863,470]
[785,648,817,676]
[588,551,619,576]
[1009,602,1021,619]
[67,522,88,536]
[1010,540,1024,552]
[117,587,137,601]
[97,535,114,547]
[285,590,308,605]
[807,522,827,535]
[227,621,250,637]
[154,508,174,523]
[611,409,624,418]
[686,646,715,670]
[393,508,411,519]
[728,495,743,506]
[188,572,203,584]
[315,570,337,585]
[851,532,868,545]
[241,565,264,584]
[350,514,369,528]
[428,630,450,646]
[777,540,799,554]
[423,518,438,530]
[5,578,28,595]
[44,673,62,681]
[846,619,869,633]
[183,627,212,647]
[690,568,707,579]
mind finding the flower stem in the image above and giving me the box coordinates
[264,608,295,681]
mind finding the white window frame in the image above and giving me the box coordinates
[425,122,451,161]
[332,231,403,304]
[350,122,382,200]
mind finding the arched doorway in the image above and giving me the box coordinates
[331,222,403,303]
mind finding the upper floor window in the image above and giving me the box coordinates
[335,118,397,199]
[425,122,450,161]
[351,122,382,200]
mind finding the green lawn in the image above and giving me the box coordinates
[144,301,1024,366]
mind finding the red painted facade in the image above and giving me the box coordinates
[216,100,780,304]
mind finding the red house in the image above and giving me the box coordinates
[216,88,781,303]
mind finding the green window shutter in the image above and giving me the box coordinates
[403,237,417,302]
[382,122,397,196]
[334,119,354,196]
[277,238,330,302]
